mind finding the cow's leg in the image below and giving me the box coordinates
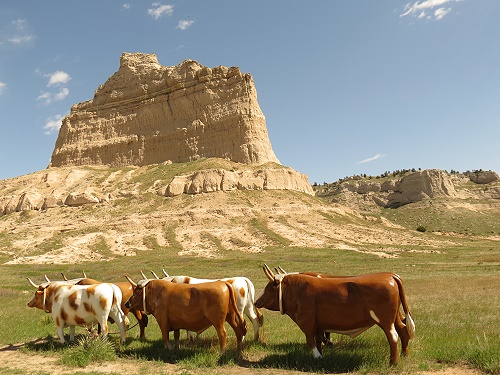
[323,332,333,346]
[226,311,245,350]
[244,305,261,341]
[109,309,129,345]
[174,329,181,350]
[381,322,399,365]
[69,326,75,341]
[55,323,66,344]
[158,319,173,350]
[304,331,322,359]
[100,319,109,339]
[214,324,227,352]
[131,309,148,339]
[314,330,324,356]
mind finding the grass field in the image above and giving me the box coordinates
[1,231,499,374]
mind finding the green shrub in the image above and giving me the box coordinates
[60,336,116,367]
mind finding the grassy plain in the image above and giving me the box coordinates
[1,231,499,374]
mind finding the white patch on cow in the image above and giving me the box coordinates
[390,323,398,343]
[312,347,322,359]
[369,310,380,323]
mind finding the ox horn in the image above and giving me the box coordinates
[140,271,148,279]
[150,270,160,279]
[27,277,39,289]
[61,272,68,281]
[125,275,137,287]
[263,264,275,281]
[162,268,169,277]
[82,271,87,278]
[44,275,51,282]
[276,266,287,274]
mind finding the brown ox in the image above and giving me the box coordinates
[255,265,415,365]
[60,273,148,339]
[124,277,247,352]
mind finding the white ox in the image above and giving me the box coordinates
[146,269,264,341]
[27,278,129,344]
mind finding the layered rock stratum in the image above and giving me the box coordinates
[49,52,280,168]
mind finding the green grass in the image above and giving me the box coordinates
[3,237,500,374]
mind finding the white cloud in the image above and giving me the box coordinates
[434,7,452,20]
[12,18,27,29]
[47,71,71,87]
[0,82,6,94]
[356,154,386,164]
[123,3,131,10]
[8,35,34,44]
[176,20,194,30]
[44,114,66,134]
[401,0,460,20]
[148,3,174,19]
[36,92,52,106]
[54,87,69,101]
[37,87,69,105]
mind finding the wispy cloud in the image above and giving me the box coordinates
[8,35,34,44]
[123,3,131,10]
[44,114,66,134]
[356,154,386,164]
[3,18,35,45]
[0,81,6,94]
[401,0,460,21]
[176,19,194,31]
[148,3,174,19]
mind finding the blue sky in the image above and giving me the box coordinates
[1,1,499,184]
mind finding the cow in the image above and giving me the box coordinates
[27,278,129,344]
[254,264,415,365]
[60,273,148,339]
[273,267,408,347]
[148,269,263,341]
[124,276,247,352]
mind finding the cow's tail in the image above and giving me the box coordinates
[224,281,246,329]
[244,277,264,327]
[393,274,415,339]
[111,284,130,327]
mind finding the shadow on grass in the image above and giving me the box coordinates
[120,336,387,373]
[243,341,373,374]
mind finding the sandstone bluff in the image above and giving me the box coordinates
[50,52,280,168]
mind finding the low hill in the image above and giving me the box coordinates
[0,160,472,265]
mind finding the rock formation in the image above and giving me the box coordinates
[49,52,280,168]
[315,169,500,208]
[164,167,313,197]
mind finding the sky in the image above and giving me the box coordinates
[1,1,499,185]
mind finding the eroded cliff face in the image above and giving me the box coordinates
[49,52,280,168]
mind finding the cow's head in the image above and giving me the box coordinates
[124,276,149,313]
[254,264,286,312]
[26,278,51,312]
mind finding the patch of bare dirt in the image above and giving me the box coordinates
[0,343,483,375]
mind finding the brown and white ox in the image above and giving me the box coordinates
[148,269,263,341]
[27,278,129,344]
[124,277,247,351]
[254,265,415,365]
[59,273,148,339]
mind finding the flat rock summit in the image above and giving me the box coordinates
[50,52,280,168]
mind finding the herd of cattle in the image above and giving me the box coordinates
[27,265,415,365]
